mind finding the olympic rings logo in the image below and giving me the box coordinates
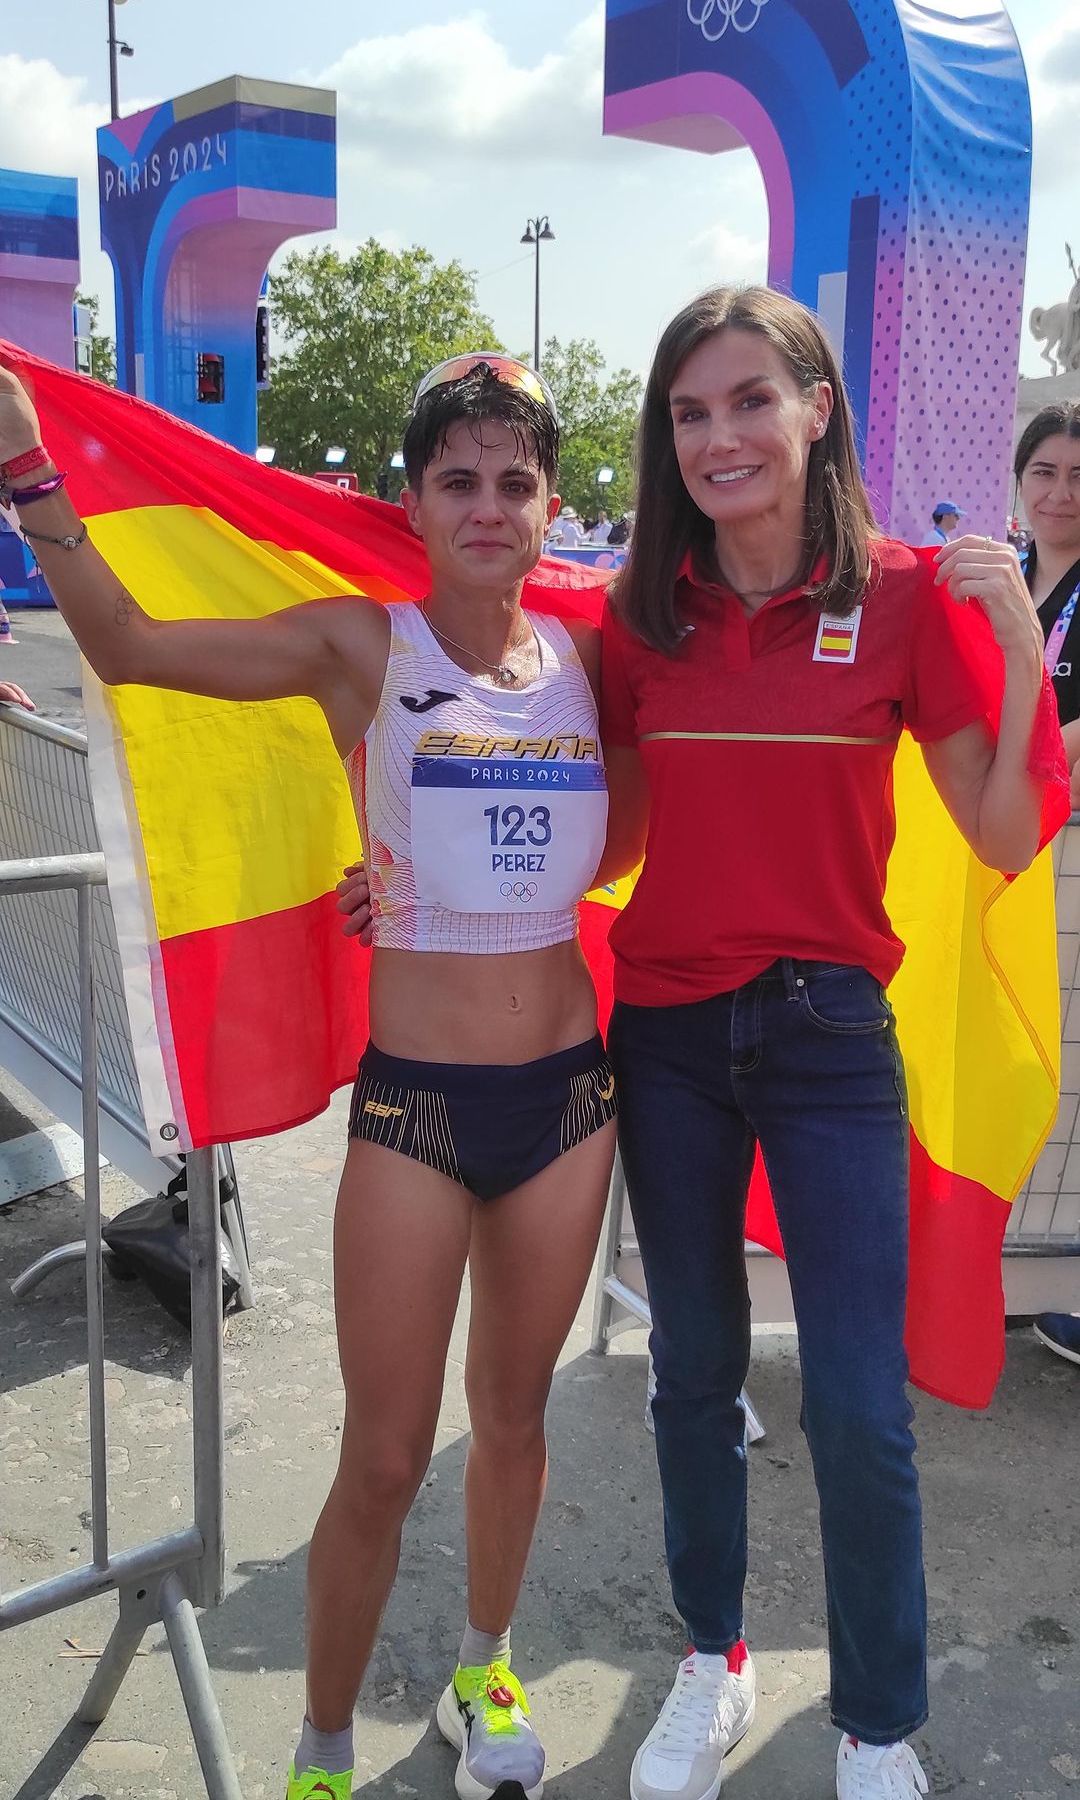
[500,882,539,903]
[686,0,770,42]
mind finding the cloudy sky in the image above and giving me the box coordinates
[2,1,1078,378]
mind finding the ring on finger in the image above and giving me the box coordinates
[983,534,993,550]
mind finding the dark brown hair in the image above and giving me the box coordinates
[612,286,878,652]
[403,365,559,491]
[1014,401,1080,483]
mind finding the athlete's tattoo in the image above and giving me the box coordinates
[114,590,136,626]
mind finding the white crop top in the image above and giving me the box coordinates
[345,602,608,954]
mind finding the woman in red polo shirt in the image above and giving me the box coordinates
[603,286,1061,1800]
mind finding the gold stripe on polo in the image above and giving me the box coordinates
[638,730,899,746]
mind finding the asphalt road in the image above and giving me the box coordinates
[0,605,86,732]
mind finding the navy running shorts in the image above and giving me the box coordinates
[347,1033,617,1201]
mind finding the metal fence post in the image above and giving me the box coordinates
[0,856,240,1799]
[189,1147,227,1612]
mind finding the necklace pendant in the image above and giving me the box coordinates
[496,665,516,687]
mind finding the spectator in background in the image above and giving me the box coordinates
[607,514,629,546]
[550,505,583,548]
[0,502,18,643]
[1,492,35,633]
[588,510,612,545]
[1013,402,1080,1368]
[921,500,962,548]
[1017,403,1080,786]
[1033,1312,1080,1364]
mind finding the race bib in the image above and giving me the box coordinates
[411,756,608,914]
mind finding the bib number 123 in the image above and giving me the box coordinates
[483,803,552,848]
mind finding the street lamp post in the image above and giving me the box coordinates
[107,0,134,122]
[596,463,616,528]
[520,216,555,372]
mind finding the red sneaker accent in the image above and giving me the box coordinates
[848,1737,859,1748]
[725,1639,749,1675]
[487,1684,515,1707]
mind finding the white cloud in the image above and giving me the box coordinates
[0,54,100,185]
[1025,19,1080,197]
[0,55,119,326]
[687,220,768,285]
[1036,22,1080,86]
[312,7,616,177]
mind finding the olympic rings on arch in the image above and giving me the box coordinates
[686,0,771,42]
[500,882,539,903]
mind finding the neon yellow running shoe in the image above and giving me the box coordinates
[436,1660,546,1799]
[285,1764,352,1799]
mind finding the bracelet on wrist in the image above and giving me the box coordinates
[20,519,88,552]
[0,445,50,481]
[3,471,67,507]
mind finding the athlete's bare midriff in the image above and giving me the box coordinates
[368,937,599,1064]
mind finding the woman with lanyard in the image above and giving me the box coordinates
[0,352,622,1800]
[1016,403,1080,791]
[598,286,1063,1800]
[1014,402,1080,1369]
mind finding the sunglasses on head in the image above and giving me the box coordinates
[412,353,558,422]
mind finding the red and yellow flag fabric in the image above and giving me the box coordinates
[1,344,1067,1409]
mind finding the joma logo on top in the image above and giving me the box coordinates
[686,0,771,42]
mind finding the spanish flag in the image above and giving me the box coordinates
[1,344,1067,1409]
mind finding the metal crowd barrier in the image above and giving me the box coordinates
[0,704,252,1304]
[0,856,241,1799]
[1005,817,1080,1309]
[544,542,627,571]
[594,822,1080,1355]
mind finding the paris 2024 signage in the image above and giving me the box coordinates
[98,76,336,453]
[604,0,1031,541]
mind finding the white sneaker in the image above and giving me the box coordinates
[836,1736,929,1799]
[630,1649,756,1800]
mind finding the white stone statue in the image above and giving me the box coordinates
[1031,248,1080,375]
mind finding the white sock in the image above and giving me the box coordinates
[459,1621,512,1668]
[293,1716,353,1776]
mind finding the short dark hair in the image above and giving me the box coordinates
[402,364,559,491]
[1014,401,1080,482]
[612,285,878,653]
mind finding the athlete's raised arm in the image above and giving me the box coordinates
[0,364,389,753]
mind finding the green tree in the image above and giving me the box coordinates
[75,290,116,386]
[258,242,500,491]
[540,337,642,519]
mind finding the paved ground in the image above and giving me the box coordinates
[0,607,87,732]
[1,614,1079,1800]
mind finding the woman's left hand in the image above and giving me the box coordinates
[934,534,1043,667]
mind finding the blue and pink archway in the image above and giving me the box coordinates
[0,168,80,369]
[604,0,1031,540]
[98,76,336,453]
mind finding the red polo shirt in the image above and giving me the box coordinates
[600,538,996,1005]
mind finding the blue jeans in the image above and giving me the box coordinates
[608,960,927,1744]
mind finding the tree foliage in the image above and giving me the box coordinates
[75,290,116,386]
[258,241,499,491]
[256,249,642,515]
[540,337,642,520]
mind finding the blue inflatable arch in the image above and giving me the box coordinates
[604,0,1031,539]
